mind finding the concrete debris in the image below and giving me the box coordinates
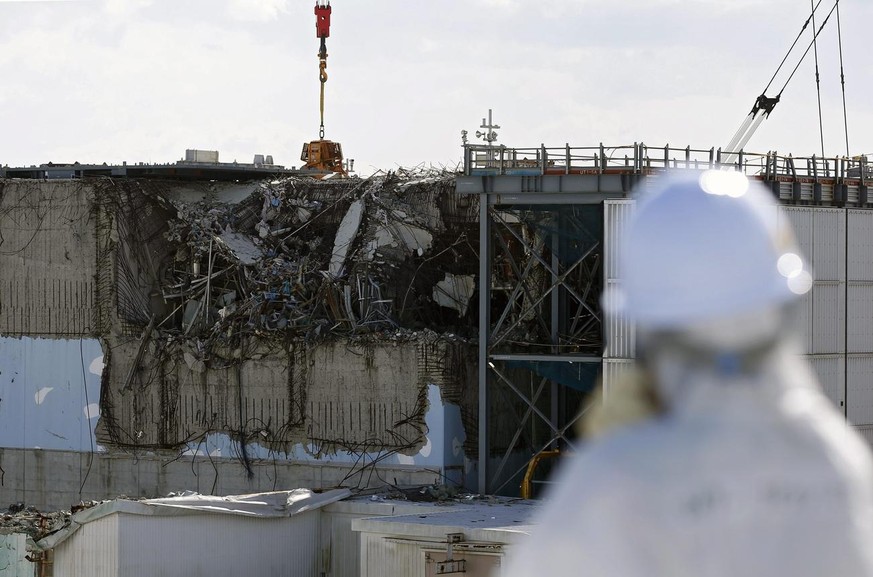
[328,198,365,278]
[217,230,264,265]
[152,169,477,342]
[0,503,72,542]
[79,169,482,463]
[433,273,476,316]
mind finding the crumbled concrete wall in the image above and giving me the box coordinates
[0,174,481,502]
[96,333,475,458]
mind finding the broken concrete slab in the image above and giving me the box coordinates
[328,198,365,279]
[433,274,476,316]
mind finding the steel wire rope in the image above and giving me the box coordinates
[776,1,840,99]
[811,0,826,158]
[763,0,825,94]
[835,0,850,156]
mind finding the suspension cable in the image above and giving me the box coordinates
[811,0,825,158]
[777,0,839,97]
[763,0,824,93]
[836,0,850,156]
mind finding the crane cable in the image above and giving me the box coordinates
[836,0,850,156]
[763,0,823,94]
[811,0,825,159]
[775,0,839,99]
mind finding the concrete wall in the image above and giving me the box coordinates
[0,447,443,512]
[0,181,96,336]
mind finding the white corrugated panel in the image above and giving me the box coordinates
[814,208,846,282]
[807,354,845,411]
[361,534,423,577]
[780,207,814,267]
[323,511,364,577]
[603,200,635,359]
[848,284,873,353]
[120,513,321,577]
[848,210,873,281]
[848,355,873,426]
[55,510,322,577]
[854,425,873,449]
[811,283,845,354]
[794,288,814,355]
[601,359,636,399]
[53,514,119,577]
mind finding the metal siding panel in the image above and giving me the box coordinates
[114,512,321,577]
[848,210,873,281]
[811,283,845,354]
[324,511,364,577]
[362,534,423,577]
[794,288,814,355]
[848,284,873,353]
[807,354,845,410]
[854,425,873,450]
[601,359,636,399]
[54,514,119,577]
[848,355,873,426]
[603,200,635,358]
[813,208,846,282]
[780,207,814,267]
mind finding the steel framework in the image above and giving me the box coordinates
[466,141,873,496]
[476,192,614,495]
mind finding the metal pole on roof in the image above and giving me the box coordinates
[478,191,490,494]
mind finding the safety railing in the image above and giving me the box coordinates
[463,143,871,184]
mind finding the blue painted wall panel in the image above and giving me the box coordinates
[0,336,103,452]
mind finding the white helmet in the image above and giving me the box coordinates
[611,169,812,334]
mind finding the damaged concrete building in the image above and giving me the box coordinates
[10,140,870,511]
[0,171,484,510]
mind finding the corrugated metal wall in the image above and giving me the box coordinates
[121,513,321,577]
[601,199,873,440]
[600,359,636,398]
[54,512,321,577]
[360,534,424,577]
[603,200,635,359]
[54,514,119,577]
[322,510,364,577]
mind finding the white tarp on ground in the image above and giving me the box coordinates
[37,488,351,550]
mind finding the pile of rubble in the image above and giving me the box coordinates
[146,169,477,354]
[0,503,72,542]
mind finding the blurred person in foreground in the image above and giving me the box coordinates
[503,170,873,576]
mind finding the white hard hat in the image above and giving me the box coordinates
[610,169,812,332]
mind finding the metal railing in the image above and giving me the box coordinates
[463,143,870,184]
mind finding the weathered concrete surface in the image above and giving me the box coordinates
[97,335,475,457]
[0,181,96,336]
[0,447,443,512]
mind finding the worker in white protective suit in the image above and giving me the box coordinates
[503,170,873,577]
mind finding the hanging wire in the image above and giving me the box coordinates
[811,0,826,158]
[835,0,850,156]
[777,1,839,97]
[763,0,824,94]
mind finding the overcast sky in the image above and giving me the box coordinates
[1,0,871,175]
